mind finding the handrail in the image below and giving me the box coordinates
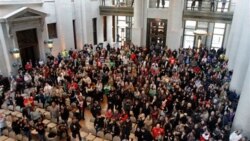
[184,0,234,13]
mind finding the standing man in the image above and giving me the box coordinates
[157,0,160,8]
[162,0,165,8]
[191,0,196,10]
[101,0,105,6]
[210,0,215,12]
[70,118,82,141]
[198,0,203,11]
[222,0,227,12]
[116,0,120,7]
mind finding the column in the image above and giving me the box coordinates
[55,0,74,50]
[131,0,143,46]
[232,61,250,137]
[225,0,247,70]
[167,0,184,50]
[227,0,250,94]
[230,0,250,138]
[107,16,113,44]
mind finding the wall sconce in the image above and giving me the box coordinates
[10,48,20,59]
[10,48,21,67]
[121,28,125,46]
[194,30,207,49]
[44,40,53,51]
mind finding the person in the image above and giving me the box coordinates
[36,120,46,141]
[57,121,69,140]
[94,114,105,133]
[116,0,120,7]
[152,124,164,141]
[12,118,21,135]
[210,0,215,12]
[191,0,196,10]
[0,114,5,135]
[157,0,160,8]
[101,0,105,6]
[121,118,132,140]
[60,104,69,123]
[91,101,101,118]
[198,0,202,11]
[50,101,59,123]
[21,119,31,141]
[161,0,165,8]
[107,43,111,53]
[25,62,32,72]
[70,118,82,141]
[229,130,243,141]
[222,0,227,12]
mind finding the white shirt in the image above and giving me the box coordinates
[229,131,242,141]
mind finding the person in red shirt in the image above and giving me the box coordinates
[152,123,164,140]
[120,110,129,123]
[25,62,32,71]
[130,52,137,62]
[105,109,113,120]
[169,56,175,65]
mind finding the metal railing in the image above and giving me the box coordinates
[99,0,134,7]
[185,0,233,13]
[148,0,170,8]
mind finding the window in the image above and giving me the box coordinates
[149,0,170,8]
[183,20,209,49]
[211,23,226,49]
[117,16,132,44]
[47,23,57,39]
[183,20,196,48]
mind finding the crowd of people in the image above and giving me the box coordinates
[0,42,247,141]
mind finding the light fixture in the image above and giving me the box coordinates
[10,48,21,68]
[44,40,53,50]
[194,29,207,35]
[194,30,207,49]
[197,36,202,48]
[10,48,20,59]
[44,40,53,55]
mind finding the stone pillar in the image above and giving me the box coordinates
[226,0,247,70]
[232,61,250,138]
[167,0,184,50]
[227,0,250,93]
[230,0,250,138]
[107,16,113,44]
[131,0,143,46]
[55,0,75,50]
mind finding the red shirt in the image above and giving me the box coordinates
[130,53,136,61]
[25,63,32,71]
[152,127,164,139]
[169,57,175,65]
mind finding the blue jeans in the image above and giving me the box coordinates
[24,131,31,141]
[38,133,45,141]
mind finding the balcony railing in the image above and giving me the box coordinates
[185,0,233,13]
[99,0,134,7]
[148,0,170,8]
[0,0,43,5]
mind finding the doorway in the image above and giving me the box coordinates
[92,18,98,45]
[103,16,107,41]
[16,28,39,66]
[146,18,167,48]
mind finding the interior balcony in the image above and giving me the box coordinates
[183,0,234,23]
[99,0,134,16]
